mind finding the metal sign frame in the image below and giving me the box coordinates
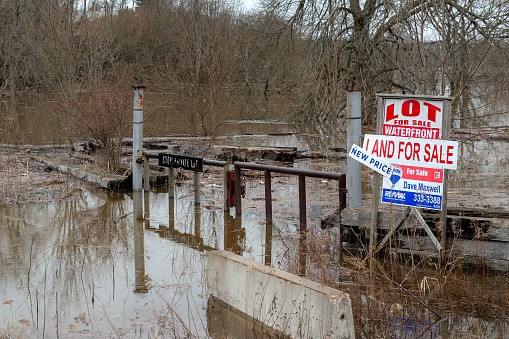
[370,93,452,258]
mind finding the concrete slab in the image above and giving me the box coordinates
[30,154,128,190]
[207,250,355,339]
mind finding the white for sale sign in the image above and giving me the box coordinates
[383,98,444,139]
[370,95,456,210]
[363,134,458,170]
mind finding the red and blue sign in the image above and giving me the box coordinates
[381,164,444,210]
[374,96,453,210]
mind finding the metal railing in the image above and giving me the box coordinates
[147,155,347,235]
[233,161,346,233]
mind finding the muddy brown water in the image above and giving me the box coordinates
[1,165,508,337]
[1,94,509,337]
[0,171,342,337]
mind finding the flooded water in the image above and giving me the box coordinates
[452,139,509,190]
[0,191,207,337]
[0,166,343,337]
[1,154,508,337]
[1,93,509,337]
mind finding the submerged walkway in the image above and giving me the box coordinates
[30,153,128,190]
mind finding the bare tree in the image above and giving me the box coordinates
[2,0,507,148]
[263,0,509,132]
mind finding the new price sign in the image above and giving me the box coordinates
[372,95,456,210]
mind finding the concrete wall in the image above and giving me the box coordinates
[207,250,355,339]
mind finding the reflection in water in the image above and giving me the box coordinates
[264,219,273,266]
[452,140,509,189]
[299,233,307,276]
[224,212,245,255]
[143,191,151,229]
[0,174,507,337]
[159,188,212,250]
[169,197,175,231]
[0,190,213,337]
[194,194,201,246]
[157,188,250,260]
[0,192,135,337]
[133,191,147,293]
[206,296,290,339]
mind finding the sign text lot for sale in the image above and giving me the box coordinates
[373,96,455,210]
[383,98,444,138]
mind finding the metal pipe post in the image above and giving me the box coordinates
[143,189,150,228]
[133,191,147,293]
[168,168,174,199]
[264,170,273,226]
[234,165,242,218]
[132,85,145,192]
[264,170,273,266]
[226,169,236,211]
[223,164,230,211]
[338,174,347,262]
[298,174,307,276]
[264,221,273,266]
[169,193,175,231]
[370,95,385,264]
[440,98,452,265]
[346,91,362,208]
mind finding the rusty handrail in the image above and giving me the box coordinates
[233,161,344,180]
[233,161,346,230]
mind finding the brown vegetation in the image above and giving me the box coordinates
[1,0,508,143]
[0,147,85,204]
[287,225,509,338]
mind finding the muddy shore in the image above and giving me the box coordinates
[0,145,90,205]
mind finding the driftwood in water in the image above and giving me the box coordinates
[30,154,128,190]
[446,207,509,219]
[120,135,347,162]
[212,145,301,162]
[140,145,302,163]
[396,235,509,270]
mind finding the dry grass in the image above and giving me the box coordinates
[0,150,83,205]
[281,225,509,338]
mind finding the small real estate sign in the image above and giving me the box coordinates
[348,144,394,178]
[369,95,456,210]
[379,163,444,210]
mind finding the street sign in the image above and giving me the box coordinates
[159,153,203,172]
[363,134,458,170]
[348,144,394,178]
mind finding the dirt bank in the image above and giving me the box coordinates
[0,145,90,205]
